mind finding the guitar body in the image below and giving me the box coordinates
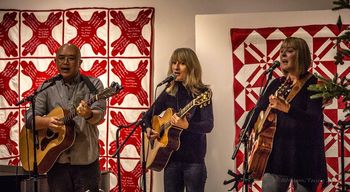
[146,90,211,171]
[146,108,183,171]
[19,106,75,174]
[247,78,295,180]
[248,110,277,180]
[19,81,122,174]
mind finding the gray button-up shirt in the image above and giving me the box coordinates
[25,73,106,165]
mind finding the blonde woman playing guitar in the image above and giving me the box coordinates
[144,48,214,192]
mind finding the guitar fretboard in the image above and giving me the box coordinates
[63,97,98,124]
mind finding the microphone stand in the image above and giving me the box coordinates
[224,70,274,191]
[325,120,350,192]
[16,81,58,192]
[111,81,170,192]
[112,112,148,192]
[339,120,350,192]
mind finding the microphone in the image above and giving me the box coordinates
[264,61,280,74]
[157,73,177,87]
[44,74,63,83]
[15,74,63,106]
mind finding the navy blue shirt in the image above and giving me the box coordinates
[144,82,214,163]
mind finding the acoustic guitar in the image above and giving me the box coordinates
[19,82,122,174]
[248,79,292,179]
[146,90,212,171]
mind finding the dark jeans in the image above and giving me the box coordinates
[47,159,100,192]
[164,161,207,192]
[262,173,319,192]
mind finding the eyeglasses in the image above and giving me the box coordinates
[56,56,78,64]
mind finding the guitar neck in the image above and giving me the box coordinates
[260,81,291,126]
[177,100,195,118]
[63,96,98,124]
[159,100,196,132]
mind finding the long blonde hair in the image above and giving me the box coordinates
[166,48,209,96]
[280,37,311,78]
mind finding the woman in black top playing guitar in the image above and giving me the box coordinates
[144,48,214,192]
[249,37,327,192]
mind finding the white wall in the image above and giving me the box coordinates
[1,0,334,191]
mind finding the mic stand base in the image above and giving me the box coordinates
[225,68,274,191]
[224,133,254,192]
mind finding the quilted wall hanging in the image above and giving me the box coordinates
[231,25,350,191]
[0,7,154,192]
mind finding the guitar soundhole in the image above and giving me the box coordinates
[40,129,59,150]
[46,129,55,139]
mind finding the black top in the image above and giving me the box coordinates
[250,74,328,181]
[144,82,214,164]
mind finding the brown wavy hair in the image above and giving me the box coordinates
[166,48,209,96]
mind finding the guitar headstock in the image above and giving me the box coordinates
[277,78,293,99]
[96,82,123,100]
[194,90,212,107]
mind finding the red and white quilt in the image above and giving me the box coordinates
[231,25,350,192]
[0,7,154,192]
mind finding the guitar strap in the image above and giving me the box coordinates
[260,73,312,134]
[81,75,98,94]
[285,72,313,103]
